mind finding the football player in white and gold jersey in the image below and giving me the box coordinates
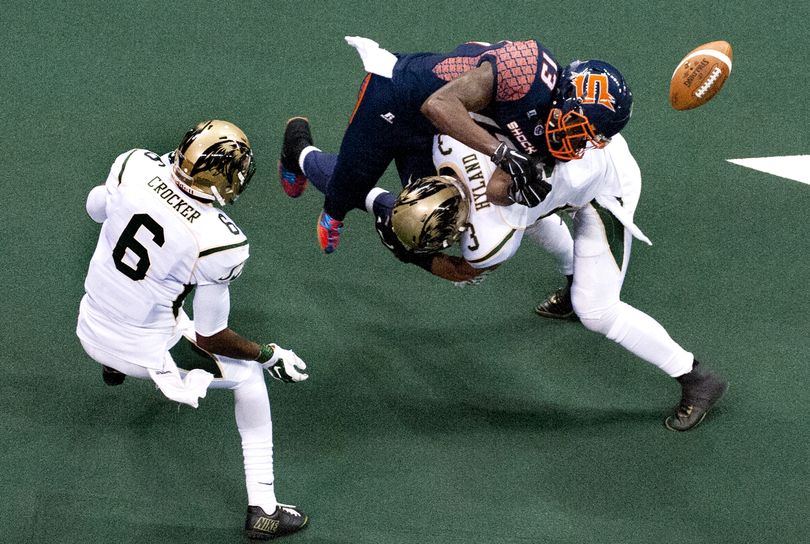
[365,131,727,433]
[77,120,309,540]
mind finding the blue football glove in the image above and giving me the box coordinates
[317,210,344,253]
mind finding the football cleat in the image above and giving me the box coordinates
[534,287,577,320]
[102,365,126,386]
[317,211,344,253]
[664,363,728,432]
[244,504,309,540]
[278,117,312,198]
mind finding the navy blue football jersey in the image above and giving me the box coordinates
[391,40,562,160]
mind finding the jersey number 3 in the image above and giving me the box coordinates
[112,213,164,281]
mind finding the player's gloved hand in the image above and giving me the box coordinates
[317,210,344,253]
[453,269,491,288]
[261,343,309,383]
[490,143,551,207]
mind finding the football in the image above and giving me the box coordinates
[669,40,732,110]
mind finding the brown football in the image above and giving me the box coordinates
[669,40,732,110]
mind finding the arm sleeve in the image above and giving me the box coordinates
[85,150,137,223]
[192,282,231,336]
[85,185,108,223]
[194,244,249,287]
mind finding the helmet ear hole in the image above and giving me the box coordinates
[391,175,469,253]
[172,120,255,205]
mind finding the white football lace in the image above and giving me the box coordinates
[694,66,722,98]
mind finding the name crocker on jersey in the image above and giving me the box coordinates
[146,177,202,223]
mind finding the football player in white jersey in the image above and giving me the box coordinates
[277,117,575,317]
[77,120,309,540]
[382,130,728,432]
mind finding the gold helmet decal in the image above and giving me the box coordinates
[171,120,256,205]
[391,175,469,253]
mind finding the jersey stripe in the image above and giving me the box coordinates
[172,284,195,318]
[466,229,516,264]
[348,73,373,125]
[199,240,248,257]
[117,150,138,185]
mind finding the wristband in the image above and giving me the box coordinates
[490,142,508,164]
[256,343,275,364]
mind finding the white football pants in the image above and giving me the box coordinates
[525,214,575,277]
[568,204,693,377]
[79,333,278,512]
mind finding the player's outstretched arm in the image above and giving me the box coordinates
[197,330,308,383]
[430,254,495,284]
[193,284,308,382]
[196,327,262,361]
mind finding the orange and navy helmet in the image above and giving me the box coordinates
[545,60,633,161]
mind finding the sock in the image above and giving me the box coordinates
[675,360,702,383]
[234,364,277,512]
[578,300,694,377]
[302,149,337,194]
[366,187,395,215]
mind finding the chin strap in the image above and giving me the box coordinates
[171,166,218,205]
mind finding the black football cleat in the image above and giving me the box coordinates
[278,117,313,198]
[102,365,126,386]
[534,286,577,320]
[665,363,728,432]
[244,504,309,540]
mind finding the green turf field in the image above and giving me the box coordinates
[2,1,809,542]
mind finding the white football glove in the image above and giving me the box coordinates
[261,344,309,383]
[453,270,491,288]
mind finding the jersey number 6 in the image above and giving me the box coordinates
[112,213,165,281]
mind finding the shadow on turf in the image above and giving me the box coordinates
[389,397,660,433]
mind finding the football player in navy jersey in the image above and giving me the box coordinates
[280,40,729,430]
[279,37,583,254]
[279,37,632,316]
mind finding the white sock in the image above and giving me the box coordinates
[298,145,320,175]
[234,365,277,511]
[601,302,694,377]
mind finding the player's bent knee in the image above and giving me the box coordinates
[575,300,622,336]
[211,355,266,390]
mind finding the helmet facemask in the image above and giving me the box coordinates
[545,106,609,161]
